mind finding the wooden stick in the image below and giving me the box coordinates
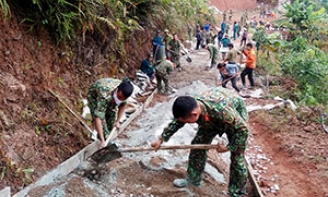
[117,144,218,153]
[105,127,117,145]
[217,75,236,86]
[48,89,96,136]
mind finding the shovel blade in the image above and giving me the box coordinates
[89,143,122,163]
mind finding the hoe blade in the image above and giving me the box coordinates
[89,143,122,163]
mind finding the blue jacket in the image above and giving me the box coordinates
[217,30,224,41]
[221,38,231,47]
[220,63,239,78]
[204,24,210,32]
[233,24,239,32]
[140,59,154,77]
[152,36,163,46]
[221,22,226,32]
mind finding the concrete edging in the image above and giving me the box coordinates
[246,158,264,197]
[13,90,156,197]
[0,187,10,197]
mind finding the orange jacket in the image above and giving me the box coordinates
[242,49,256,69]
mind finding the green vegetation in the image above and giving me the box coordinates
[278,0,328,106]
[256,0,328,107]
[0,0,213,43]
[0,0,214,72]
[0,0,10,17]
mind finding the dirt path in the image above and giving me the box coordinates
[23,32,328,197]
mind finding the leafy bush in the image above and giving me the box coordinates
[278,38,328,106]
[263,0,328,107]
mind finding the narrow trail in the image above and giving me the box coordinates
[21,40,295,197]
[16,21,328,197]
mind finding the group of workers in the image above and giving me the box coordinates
[85,26,255,197]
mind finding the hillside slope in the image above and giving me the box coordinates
[0,11,153,193]
[209,0,257,11]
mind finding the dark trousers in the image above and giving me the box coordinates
[240,38,246,47]
[241,67,254,87]
[222,75,240,92]
[196,39,201,50]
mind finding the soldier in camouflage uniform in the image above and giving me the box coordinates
[168,34,182,71]
[87,78,133,147]
[154,59,174,95]
[229,9,233,21]
[152,87,248,197]
[163,29,173,60]
[202,43,219,69]
[226,22,230,35]
[223,10,227,21]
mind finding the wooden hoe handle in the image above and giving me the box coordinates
[118,144,218,153]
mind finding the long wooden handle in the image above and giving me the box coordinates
[218,74,236,86]
[105,127,117,144]
[48,89,95,135]
[118,144,218,153]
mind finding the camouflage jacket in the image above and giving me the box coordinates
[87,78,126,120]
[163,34,173,49]
[168,39,181,53]
[155,60,174,77]
[208,44,219,60]
[161,87,248,150]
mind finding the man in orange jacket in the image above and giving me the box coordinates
[241,43,256,88]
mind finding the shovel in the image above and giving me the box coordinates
[89,143,218,164]
[167,48,192,63]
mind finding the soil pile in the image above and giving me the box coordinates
[208,0,257,11]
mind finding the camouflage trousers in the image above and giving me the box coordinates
[89,107,116,139]
[155,73,170,94]
[186,118,248,197]
[171,54,181,68]
[228,97,249,122]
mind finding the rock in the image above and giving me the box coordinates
[304,125,316,133]
[270,184,280,193]
[259,180,270,187]
[22,147,35,161]
[149,156,165,167]
[1,73,26,101]
[256,154,268,160]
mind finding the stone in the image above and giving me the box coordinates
[149,156,165,167]
[273,184,280,190]
[22,147,35,161]
[259,180,270,187]
[304,125,316,133]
